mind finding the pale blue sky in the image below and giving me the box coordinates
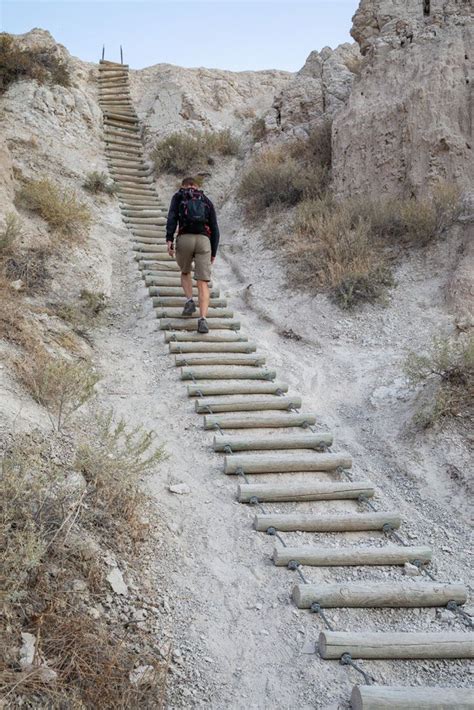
[1,0,359,71]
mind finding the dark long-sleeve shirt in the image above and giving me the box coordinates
[166,188,220,258]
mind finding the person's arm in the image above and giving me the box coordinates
[166,193,180,246]
[207,199,220,259]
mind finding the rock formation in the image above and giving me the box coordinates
[267,43,361,136]
[332,0,474,198]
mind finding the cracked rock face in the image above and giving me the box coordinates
[267,44,361,135]
[332,0,474,198]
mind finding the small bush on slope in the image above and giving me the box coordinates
[83,170,116,195]
[15,354,99,431]
[18,178,91,240]
[239,121,332,214]
[404,334,474,428]
[290,197,392,308]
[0,212,23,253]
[152,129,240,175]
[0,33,70,93]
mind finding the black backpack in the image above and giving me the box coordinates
[179,189,209,233]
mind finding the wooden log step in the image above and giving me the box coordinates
[195,395,300,414]
[188,381,287,396]
[136,253,173,262]
[143,272,184,282]
[292,582,467,609]
[105,133,141,144]
[104,121,139,132]
[133,244,167,252]
[274,545,432,568]
[225,451,352,474]
[351,684,474,710]
[183,366,275,383]
[122,209,165,217]
[165,330,244,344]
[319,631,474,660]
[214,432,333,452]
[124,216,166,224]
[169,340,252,353]
[155,297,226,309]
[110,158,147,167]
[152,287,220,298]
[254,511,400,533]
[106,148,144,158]
[99,81,129,88]
[133,230,167,239]
[161,319,240,331]
[145,277,188,287]
[114,176,153,185]
[176,352,263,367]
[238,480,372,503]
[158,308,233,320]
[103,111,138,124]
[121,201,165,208]
[204,412,315,429]
[110,168,152,177]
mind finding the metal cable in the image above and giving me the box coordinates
[340,653,375,686]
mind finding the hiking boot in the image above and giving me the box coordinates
[182,298,196,317]
[197,317,209,334]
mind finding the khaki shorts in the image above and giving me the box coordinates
[176,233,212,282]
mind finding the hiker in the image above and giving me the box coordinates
[166,177,220,334]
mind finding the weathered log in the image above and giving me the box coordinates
[238,480,372,503]
[274,545,431,568]
[204,411,315,429]
[145,277,188,287]
[156,298,227,309]
[188,381,287,396]
[142,263,179,273]
[255,511,400,533]
[124,216,166,224]
[351,685,474,710]
[170,340,252,353]
[161,318,240,331]
[157,308,233,320]
[183,366,275,382]
[225,451,352,474]
[292,582,467,609]
[154,287,221,298]
[319,631,474,660]
[165,330,242,343]
[133,244,168,253]
[175,353,262,367]
[122,210,165,217]
[103,111,138,124]
[214,432,332,452]
[133,230,167,238]
[134,252,173,261]
[195,395,301,414]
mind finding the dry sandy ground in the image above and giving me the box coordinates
[90,184,473,709]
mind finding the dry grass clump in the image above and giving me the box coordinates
[0,33,70,93]
[83,170,116,195]
[239,121,332,214]
[290,198,392,308]
[16,353,99,431]
[76,411,165,544]
[0,433,167,708]
[404,334,474,428]
[0,212,23,253]
[18,178,91,239]
[152,129,240,175]
[251,117,267,141]
[4,248,49,292]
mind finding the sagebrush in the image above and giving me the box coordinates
[152,129,240,174]
[19,178,91,238]
[0,212,23,252]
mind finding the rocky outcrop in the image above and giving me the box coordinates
[332,0,473,198]
[267,43,361,136]
[129,64,291,138]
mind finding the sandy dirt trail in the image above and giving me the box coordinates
[91,193,472,709]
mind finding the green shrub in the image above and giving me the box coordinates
[0,33,70,93]
[404,335,474,427]
[83,171,116,195]
[19,178,91,238]
[152,129,240,175]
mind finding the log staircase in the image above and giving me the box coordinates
[97,59,474,710]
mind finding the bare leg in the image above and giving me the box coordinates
[181,272,193,300]
[197,280,210,318]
